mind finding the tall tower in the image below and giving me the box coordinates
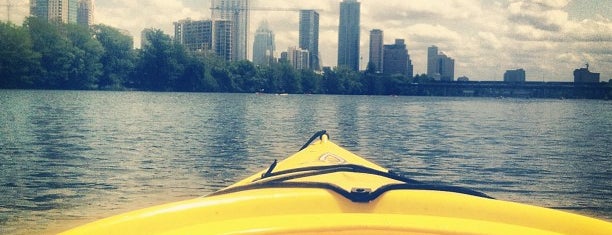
[337,0,360,71]
[211,0,249,61]
[299,10,320,71]
[253,21,275,66]
[77,0,94,27]
[369,29,383,73]
[31,0,78,24]
[427,45,438,77]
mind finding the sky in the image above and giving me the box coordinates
[2,0,611,82]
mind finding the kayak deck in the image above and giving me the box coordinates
[60,131,612,235]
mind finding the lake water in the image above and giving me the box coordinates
[0,90,610,234]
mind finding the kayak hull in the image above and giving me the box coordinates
[60,132,612,234]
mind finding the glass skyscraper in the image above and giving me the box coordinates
[299,10,320,71]
[369,29,383,73]
[253,21,275,67]
[211,0,249,62]
[337,0,360,71]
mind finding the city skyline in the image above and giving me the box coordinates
[2,0,610,81]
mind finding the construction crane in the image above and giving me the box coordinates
[210,6,324,14]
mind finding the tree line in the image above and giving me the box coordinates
[1,18,434,95]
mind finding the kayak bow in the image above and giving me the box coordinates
[60,131,611,235]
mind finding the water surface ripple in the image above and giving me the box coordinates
[0,90,610,234]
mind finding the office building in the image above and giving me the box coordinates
[337,0,360,71]
[383,39,413,78]
[77,0,94,27]
[213,20,233,61]
[253,21,275,66]
[286,47,310,70]
[211,0,249,61]
[174,19,214,52]
[299,10,320,70]
[173,18,233,61]
[369,29,384,73]
[427,45,455,81]
[30,0,78,24]
[504,69,526,82]
[574,64,600,83]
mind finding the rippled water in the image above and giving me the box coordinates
[0,90,610,234]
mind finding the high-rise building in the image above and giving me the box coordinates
[31,0,78,24]
[299,10,320,71]
[337,0,360,71]
[77,0,94,27]
[174,19,214,52]
[173,18,233,61]
[383,39,413,78]
[213,20,233,62]
[286,47,310,70]
[427,45,438,77]
[369,29,383,73]
[427,45,455,81]
[504,69,526,82]
[253,21,275,66]
[211,0,249,61]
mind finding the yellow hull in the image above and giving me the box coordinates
[61,132,611,234]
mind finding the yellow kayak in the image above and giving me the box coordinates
[61,131,611,235]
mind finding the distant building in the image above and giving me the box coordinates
[337,0,360,71]
[369,29,384,73]
[574,64,600,83]
[286,47,310,70]
[383,39,413,78]
[213,20,233,62]
[504,69,526,82]
[77,0,94,27]
[211,0,249,61]
[31,0,78,24]
[299,10,320,70]
[427,45,455,81]
[174,19,214,52]
[253,21,275,67]
[173,18,233,61]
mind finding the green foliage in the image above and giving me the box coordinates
[2,21,433,96]
[93,25,135,90]
[0,22,40,88]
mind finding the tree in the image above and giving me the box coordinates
[25,17,76,89]
[65,24,104,89]
[0,22,40,88]
[93,25,135,90]
[134,29,185,91]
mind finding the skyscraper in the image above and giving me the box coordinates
[337,0,360,71]
[383,39,413,78]
[427,45,438,77]
[427,45,455,81]
[299,10,320,71]
[211,0,249,61]
[31,0,78,24]
[369,29,383,73]
[253,21,275,66]
[77,0,94,27]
